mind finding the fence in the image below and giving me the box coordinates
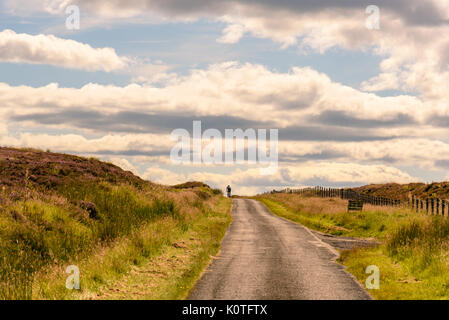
[275,186,448,216]
[277,186,402,207]
[410,195,448,216]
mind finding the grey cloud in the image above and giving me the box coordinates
[279,125,402,141]
[371,156,399,164]
[279,151,349,162]
[311,110,416,128]
[12,109,274,134]
[12,109,402,142]
[78,0,449,27]
[12,109,401,142]
[435,160,449,169]
[279,152,400,165]
[427,115,449,127]
[93,149,170,157]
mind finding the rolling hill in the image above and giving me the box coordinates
[0,147,231,300]
[354,182,449,201]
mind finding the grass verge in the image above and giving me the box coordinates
[255,194,414,239]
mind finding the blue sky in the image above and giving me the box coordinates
[1,1,448,194]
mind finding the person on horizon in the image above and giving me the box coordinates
[226,185,232,198]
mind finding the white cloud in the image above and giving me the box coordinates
[217,23,245,44]
[0,132,171,155]
[141,161,416,195]
[0,62,429,129]
[10,0,449,102]
[6,1,449,101]
[0,29,128,71]
[106,157,140,176]
[0,61,444,169]
[142,166,186,185]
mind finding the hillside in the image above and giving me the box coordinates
[0,147,231,300]
[353,182,449,201]
[0,147,148,189]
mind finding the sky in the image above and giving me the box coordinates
[1,0,449,195]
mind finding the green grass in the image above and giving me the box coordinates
[0,179,232,300]
[339,242,449,300]
[257,193,449,299]
[32,197,232,300]
[256,196,414,239]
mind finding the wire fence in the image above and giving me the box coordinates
[268,186,448,215]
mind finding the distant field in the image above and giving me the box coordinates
[256,192,449,300]
[0,147,231,300]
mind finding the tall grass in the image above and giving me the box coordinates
[386,216,449,275]
[256,194,413,238]
[0,182,180,299]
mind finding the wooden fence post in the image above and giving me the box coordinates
[442,200,446,217]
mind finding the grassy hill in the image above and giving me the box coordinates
[0,147,231,300]
[354,182,449,201]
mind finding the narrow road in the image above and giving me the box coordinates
[188,199,371,300]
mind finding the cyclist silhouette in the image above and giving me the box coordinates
[226,185,232,198]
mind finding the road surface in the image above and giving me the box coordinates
[188,199,372,300]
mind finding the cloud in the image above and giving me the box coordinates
[3,2,449,194]
[217,23,246,43]
[279,139,449,169]
[311,110,416,128]
[0,29,127,71]
[13,0,448,104]
[1,61,442,166]
[0,132,171,155]
[142,166,186,185]
[141,161,417,195]
[0,60,445,192]
[106,157,140,175]
[12,110,272,134]
[12,1,446,27]
[0,62,428,130]
[279,126,403,142]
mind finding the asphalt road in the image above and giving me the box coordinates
[188,199,372,300]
